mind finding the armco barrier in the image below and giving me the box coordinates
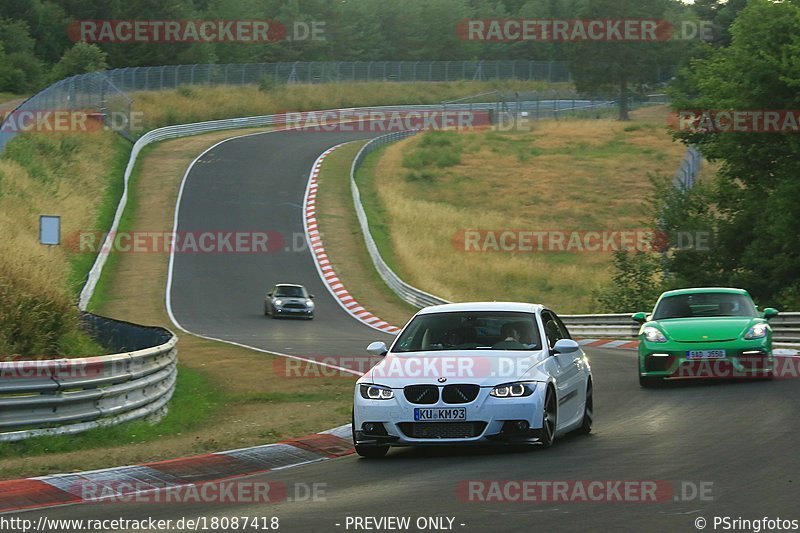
[349,130,447,309]
[561,312,800,345]
[0,314,177,442]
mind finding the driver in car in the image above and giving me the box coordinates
[493,323,527,350]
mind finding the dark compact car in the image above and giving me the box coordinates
[264,284,315,319]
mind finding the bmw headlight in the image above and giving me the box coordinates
[359,384,394,400]
[490,382,536,398]
[744,323,768,340]
[306,299,315,308]
[274,299,283,307]
[642,326,667,343]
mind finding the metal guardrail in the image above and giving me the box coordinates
[560,312,800,344]
[350,130,448,309]
[675,146,702,190]
[0,314,177,442]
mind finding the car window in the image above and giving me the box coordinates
[274,286,307,298]
[653,293,757,319]
[553,313,573,340]
[392,311,542,352]
[541,311,565,350]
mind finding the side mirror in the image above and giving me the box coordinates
[552,338,580,355]
[310,294,315,299]
[632,312,648,324]
[763,307,779,320]
[366,341,388,357]
[267,292,272,297]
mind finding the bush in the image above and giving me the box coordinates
[403,131,463,170]
[405,169,437,183]
[593,250,665,313]
[258,75,285,92]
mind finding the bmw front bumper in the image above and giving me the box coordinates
[353,385,546,447]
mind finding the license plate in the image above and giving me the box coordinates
[686,349,726,359]
[414,408,466,421]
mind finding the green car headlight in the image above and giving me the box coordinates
[744,323,768,340]
[642,326,667,343]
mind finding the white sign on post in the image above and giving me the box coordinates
[39,215,60,246]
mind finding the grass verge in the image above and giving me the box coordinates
[0,131,130,359]
[354,105,686,313]
[133,81,573,130]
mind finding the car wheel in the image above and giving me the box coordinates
[352,410,388,459]
[264,303,269,317]
[576,380,593,435]
[540,385,556,448]
[639,374,663,388]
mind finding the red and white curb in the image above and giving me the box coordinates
[577,338,639,350]
[303,144,401,335]
[0,425,352,514]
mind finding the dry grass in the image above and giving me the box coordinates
[133,80,573,130]
[364,105,686,313]
[0,132,125,358]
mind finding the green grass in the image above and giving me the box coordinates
[84,143,153,313]
[354,147,403,274]
[0,365,220,459]
[0,92,25,106]
[135,81,574,131]
[67,136,133,298]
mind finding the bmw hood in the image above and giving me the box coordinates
[656,317,761,342]
[361,350,547,387]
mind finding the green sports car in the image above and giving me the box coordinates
[633,288,778,387]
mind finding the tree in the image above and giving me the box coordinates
[51,42,108,81]
[0,18,44,92]
[566,0,689,120]
[594,250,664,312]
[667,0,800,309]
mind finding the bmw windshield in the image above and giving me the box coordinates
[392,311,542,352]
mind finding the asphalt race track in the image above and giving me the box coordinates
[12,129,800,532]
[168,128,396,356]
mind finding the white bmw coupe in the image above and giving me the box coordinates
[352,302,593,458]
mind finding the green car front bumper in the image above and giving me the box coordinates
[638,339,774,380]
